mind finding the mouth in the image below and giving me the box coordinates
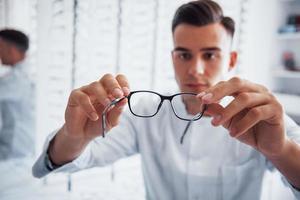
[185,83,208,90]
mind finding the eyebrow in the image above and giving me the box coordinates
[173,46,221,52]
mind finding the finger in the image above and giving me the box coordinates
[100,73,124,98]
[105,98,128,129]
[204,103,226,126]
[204,103,224,117]
[82,82,111,107]
[213,92,272,126]
[68,89,99,121]
[205,103,242,130]
[229,105,274,138]
[116,74,130,96]
[104,97,128,113]
[197,77,269,104]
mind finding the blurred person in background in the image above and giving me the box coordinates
[33,0,300,200]
[0,29,35,160]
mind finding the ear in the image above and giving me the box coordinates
[228,51,238,71]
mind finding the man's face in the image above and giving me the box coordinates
[0,39,12,65]
[172,23,237,94]
[0,39,4,62]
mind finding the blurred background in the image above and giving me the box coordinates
[0,0,300,199]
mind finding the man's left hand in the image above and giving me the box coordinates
[198,77,287,158]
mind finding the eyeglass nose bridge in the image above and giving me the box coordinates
[159,94,190,120]
[154,94,173,115]
[159,94,174,102]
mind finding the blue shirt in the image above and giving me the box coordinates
[0,61,35,160]
[33,95,300,200]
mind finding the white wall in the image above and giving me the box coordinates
[238,0,280,88]
[35,0,74,153]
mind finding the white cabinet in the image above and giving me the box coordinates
[273,0,300,89]
[273,0,300,123]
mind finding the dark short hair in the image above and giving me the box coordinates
[0,29,29,52]
[172,0,235,37]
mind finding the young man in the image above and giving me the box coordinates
[0,29,35,160]
[33,0,300,199]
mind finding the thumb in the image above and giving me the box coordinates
[205,103,224,118]
[205,103,230,128]
[105,98,128,130]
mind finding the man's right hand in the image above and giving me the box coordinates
[65,73,130,140]
[49,74,130,165]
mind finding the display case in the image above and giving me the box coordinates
[273,0,300,124]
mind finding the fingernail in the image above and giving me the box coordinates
[202,93,213,102]
[91,112,99,121]
[113,88,123,97]
[212,115,222,124]
[122,87,130,96]
[196,92,206,98]
[103,98,111,107]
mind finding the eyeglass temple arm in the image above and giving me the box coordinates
[180,120,193,144]
[102,96,127,138]
[180,104,207,144]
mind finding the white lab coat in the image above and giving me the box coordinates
[33,95,300,200]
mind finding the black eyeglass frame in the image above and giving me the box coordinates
[101,90,207,139]
[127,90,205,121]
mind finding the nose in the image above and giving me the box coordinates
[187,57,204,75]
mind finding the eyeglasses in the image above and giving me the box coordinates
[102,90,207,144]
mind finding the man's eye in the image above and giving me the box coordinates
[179,52,192,60]
[203,52,216,60]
